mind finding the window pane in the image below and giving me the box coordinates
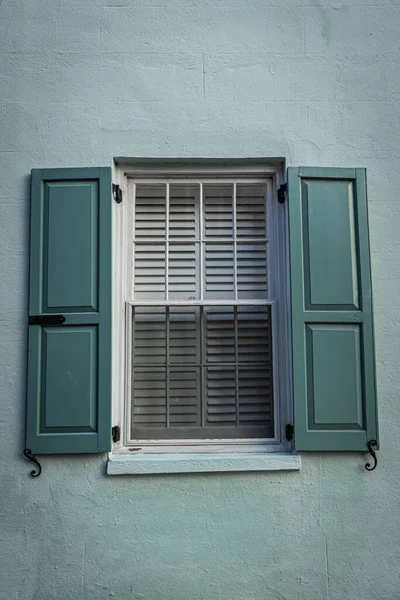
[236,242,267,299]
[132,307,166,365]
[205,306,235,363]
[134,244,166,300]
[236,184,267,239]
[237,306,271,362]
[130,304,274,439]
[205,366,237,425]
[169,184,199,240]
[134,185,166,240]
[238,366,273,426]
[168,243,200,300]
[169,307,200,364]
[204,243,235,299]
[203,184,233,239]
[169,368,201,427]
[132,367,167,427]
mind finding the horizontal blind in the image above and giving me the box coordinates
[130,181,274,440]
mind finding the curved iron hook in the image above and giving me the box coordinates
[23,448,42,478]
[365,439,378,472]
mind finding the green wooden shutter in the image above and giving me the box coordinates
[26,168,112,454]
[288,167,378,451]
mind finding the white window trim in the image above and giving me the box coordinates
[107,452,301,475]
[111,161,293,459]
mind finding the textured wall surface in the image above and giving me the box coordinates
[1,1,400,599]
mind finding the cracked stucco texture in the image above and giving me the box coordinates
[1,1,400,599]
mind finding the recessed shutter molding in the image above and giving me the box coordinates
[288,167,378,455]
[24,167,112,473]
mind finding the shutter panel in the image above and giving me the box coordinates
[288,167,378,451]
[26,168,112,454]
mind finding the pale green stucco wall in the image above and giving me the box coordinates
[1,1,400,599]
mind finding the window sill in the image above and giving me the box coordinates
[107,452,301,475]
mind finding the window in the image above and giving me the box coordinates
[25,164,378,469]
[114,163,291,452]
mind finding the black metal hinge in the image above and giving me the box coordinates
[112,184,122,204]
[278,183,287,204]
[285,423,294,441]
[112,425,121,443]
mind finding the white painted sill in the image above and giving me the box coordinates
[107,452,301,475]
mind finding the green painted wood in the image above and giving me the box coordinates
[43,327,97,431]
[298,167,356,180]
[288,167,378,451]
[45,181,98,311]
[55,313,100,325]
[298,312,364,324]
[26,168,112,454]
[306,325,363,428]
[301,178,359,310]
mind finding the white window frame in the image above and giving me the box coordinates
[112,161,292,454]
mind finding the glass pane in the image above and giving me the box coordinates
[134,184,166,240]
[169,307,200,365]
[203,184,233,239]
[204,243,235,299]
[134,243,166,300]
[205,366,237,426]
[168,243,200,300]
[169,367,201,427]
[204,306,235,363]
[236,184,267,239]
[236,242,267,299]
[132,367,167,427]
[132,307,166,365]
[238,366,273,426]
[169,184,199,240]
[237,306,272,363]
